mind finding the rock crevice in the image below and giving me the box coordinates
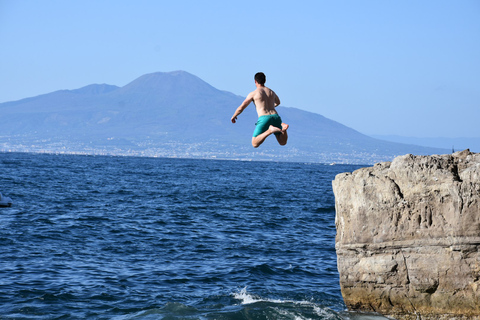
[333,150,480,320]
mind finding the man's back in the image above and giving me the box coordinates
[252,86,280,117]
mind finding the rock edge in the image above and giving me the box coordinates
[333,149,480,320]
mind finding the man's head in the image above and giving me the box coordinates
[254,72,266,85]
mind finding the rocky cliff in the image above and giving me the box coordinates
[332,149,480,320]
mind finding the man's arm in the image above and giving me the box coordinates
[274,92,280,107]
[231,92,254,123]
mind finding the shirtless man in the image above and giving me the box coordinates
[231,72,289,148]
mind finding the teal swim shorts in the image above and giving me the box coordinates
[252,114,283,137]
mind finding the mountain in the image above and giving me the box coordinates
[0,71,449,164]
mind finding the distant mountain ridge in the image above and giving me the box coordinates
[372,135,479,153]
[71,84,120,95]
[0,71,449,163]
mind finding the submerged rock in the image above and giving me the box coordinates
[333,149,480,320]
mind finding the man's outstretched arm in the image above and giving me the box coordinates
[231,93,254,123]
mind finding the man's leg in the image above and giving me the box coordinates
[275,123,289,146]
[252,125,282,148]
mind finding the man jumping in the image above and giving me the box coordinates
[231,72,289,148]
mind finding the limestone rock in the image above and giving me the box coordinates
[333,149,480,320]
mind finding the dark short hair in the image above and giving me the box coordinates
[254,72,266,85]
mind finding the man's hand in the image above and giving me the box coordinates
[231,116,237,123]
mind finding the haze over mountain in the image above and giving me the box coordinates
[0,71,449,164]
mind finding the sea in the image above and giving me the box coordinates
[0,152,390,320]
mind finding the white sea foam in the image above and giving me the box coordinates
[232,287,339,319]
[234,286,310,305]
[232,287,392,320]
[233,287,273,304]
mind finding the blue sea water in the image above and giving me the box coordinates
[0,152,388,320]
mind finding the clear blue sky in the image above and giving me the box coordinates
[1,0,479,138]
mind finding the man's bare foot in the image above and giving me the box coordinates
[281,123,289,132]
[269,125,282,134]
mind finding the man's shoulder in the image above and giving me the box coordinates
[249,88,262,97]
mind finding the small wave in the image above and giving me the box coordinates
[233,287,343,319]
[248,263,277,276]
[233,287,268,305]
[231,288,391,319]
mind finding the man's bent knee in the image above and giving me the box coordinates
[276,134,288,146]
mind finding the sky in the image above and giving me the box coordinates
[1,0,479,138]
